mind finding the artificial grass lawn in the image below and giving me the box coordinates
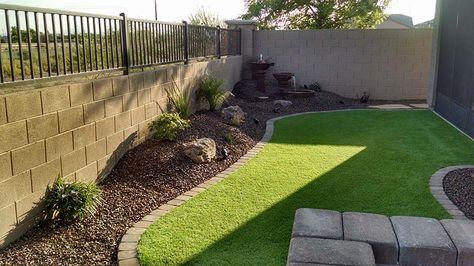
[139,110,474,265]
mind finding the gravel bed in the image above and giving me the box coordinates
[0,80,424,265]
[443,168,474,219]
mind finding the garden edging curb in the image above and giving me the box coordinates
[116,109,465,266]
[116,111,302,265]
[429,165,474,220]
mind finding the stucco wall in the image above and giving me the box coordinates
[0,56,242,248]
[254,29,432,100]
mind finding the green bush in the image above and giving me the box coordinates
[224,132,235,144]
[149,113,190,141]
[309,82,322,92]
[198,76,230,111]
[167,81,193,119]
[44,176,101,222]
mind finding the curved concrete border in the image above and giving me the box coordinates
[429,165,474,220]
[116,108,464,266]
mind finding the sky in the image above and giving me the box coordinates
[1,0,436,24]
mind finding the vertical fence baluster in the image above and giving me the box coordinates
[15,11,25,80]
[5,10,15,81]
[109,19,114,68]
[115,19,121,67]
[80,16,86,71]
[43,13,51,76]
[98,18,103,69]
[183,21,188,64]
[104,18,109,69]
[74,16,81,72]
[34,12,43,78]
[25,11,34,79]
[130,21,135,66]
[87,17,92,71]
[67,15,73,73]
[92,18,98,70]
[51,13,59,75]
[59,14,66,74]
[217,26,221,59]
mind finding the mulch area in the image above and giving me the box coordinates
[443,168,474,219]
[0,80,424,265]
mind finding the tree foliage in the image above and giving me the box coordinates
[242,0,390,30]
[189,7,226,28]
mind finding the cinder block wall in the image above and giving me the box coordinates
[0,56,242,248]
[254,29,432,100]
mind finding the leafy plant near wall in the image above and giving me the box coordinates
[198,75,230,111]
[167,80,193,119]
[44,176,101,222]
[149,113,190,141]
[308,82,322,92]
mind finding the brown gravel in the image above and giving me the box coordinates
[443,168,474,219]
[0,80,424,265]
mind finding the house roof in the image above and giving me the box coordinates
[387,14,413,28]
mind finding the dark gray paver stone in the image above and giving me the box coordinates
[292,208,342,239]
[343,212,398,265]
[287,237,376,266]
[441,219,474,266]
[391,216,457,266]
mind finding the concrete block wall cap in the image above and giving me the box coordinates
[287,237,376,266]
[440,219,474,266]
[225,20,257,25]
[292,208,343,240]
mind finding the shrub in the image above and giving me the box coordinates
[198,76,230,111]
[224,132,234,144]
[149,113,190,141]
[308,82,321,92]
[44,176,101,222]
[167,81,193,119]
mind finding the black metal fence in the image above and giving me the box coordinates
[0,4,241,84]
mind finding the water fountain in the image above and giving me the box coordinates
[251,54,274,92]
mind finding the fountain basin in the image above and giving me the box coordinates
[273,72,294,88]
[281,89,315,98]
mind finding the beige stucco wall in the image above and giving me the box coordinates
[0,55,242,248]
[254,29,433,100]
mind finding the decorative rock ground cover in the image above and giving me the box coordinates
[443,167,474,219]
[288,208,474,266]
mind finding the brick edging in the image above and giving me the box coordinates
[116,109,437,265]
[429,165,474,220]
[116,111,317,265]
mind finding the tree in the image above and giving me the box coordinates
[242,0,390,30]
[189,7,226,28]
[10,26,38,43]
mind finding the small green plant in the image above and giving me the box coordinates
[44,176,101,222]
[149,113,190,141]
[167,80,193,119]
[224,132,235,144]
[198,75,230,111]
[308,82,321,92]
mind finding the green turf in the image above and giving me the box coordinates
[138,110,474,265]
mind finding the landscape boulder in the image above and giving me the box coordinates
[221,106,246,126]
[183,138,216,163]
[274,100,293,108]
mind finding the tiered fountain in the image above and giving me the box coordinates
[251,54,274,92]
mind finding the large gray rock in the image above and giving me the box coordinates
[292,208,342,240]
[391,216,457,266]
[287,237,376,266]
[274,100,293,107]
[343,212,398,265]
[221,106,245,126]
[183,138,216,163]
[441,219,474,266]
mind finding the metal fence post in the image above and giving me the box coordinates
[120,12,130,75]
[183,21,189,65]
[216,26,221,59]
